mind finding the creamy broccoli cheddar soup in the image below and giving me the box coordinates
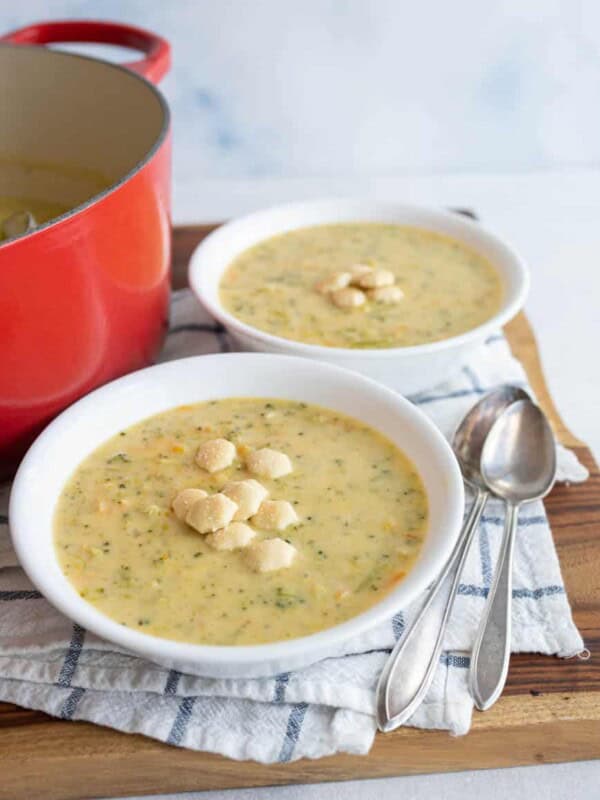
[219,223,503,348]
[54,398,428,645]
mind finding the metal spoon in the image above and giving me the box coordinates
[2,210,37,241]
[376,384,529,732]
[469,398,556,710]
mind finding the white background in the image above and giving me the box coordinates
[5,0,600,182]
[2,1,599,798]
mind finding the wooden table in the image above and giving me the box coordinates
[1,225,598,800]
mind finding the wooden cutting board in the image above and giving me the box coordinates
[1,224,599,800]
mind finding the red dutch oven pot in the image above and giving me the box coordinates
[0,21,172,478]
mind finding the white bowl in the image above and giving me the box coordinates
[10,353,463,678]
[189,199,529,395]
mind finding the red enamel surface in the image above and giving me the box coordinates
[0,19,170,82]
[0,22,172,477]
[0,136,171,476]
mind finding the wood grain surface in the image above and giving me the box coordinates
[1,224,598,800]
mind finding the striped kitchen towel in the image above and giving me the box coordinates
[0,290,587,763]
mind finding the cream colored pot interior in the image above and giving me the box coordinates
[0,45,167,207]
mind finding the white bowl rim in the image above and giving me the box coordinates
[9,352,464,668]
[188,197,530,359]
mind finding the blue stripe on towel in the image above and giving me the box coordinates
[411,387,484,406]
[279,702,309,762]
[340,647,392,659]
[0,590,42,600]
[458,583,489,598]
[274,672,290,703]
[392,611,405,641]
[481,514,546,528]
[59,686,85,719]
[441,653,470,669]
[513,584,565,600]
[410,379,529,408]
[485,333,505,345]
[164,669,182,695]
[167,696,197,746]
[457,583,565,600]
[57,623,85,688]
[168,323,223,335]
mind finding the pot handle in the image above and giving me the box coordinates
[0,20,171,83]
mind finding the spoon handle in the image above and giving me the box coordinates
[469,502,519,710]
[376,489,488,732]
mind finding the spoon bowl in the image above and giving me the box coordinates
[481,398,557,502]
[453,385,530,490]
